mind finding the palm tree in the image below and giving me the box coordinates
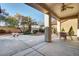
[0,6,9,26]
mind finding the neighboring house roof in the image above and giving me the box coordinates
[31,25,40,29]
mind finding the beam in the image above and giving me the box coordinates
[60,15,77,23]
[60,15,78,20]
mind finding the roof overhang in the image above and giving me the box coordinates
[25,3,79,21]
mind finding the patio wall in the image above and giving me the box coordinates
[61,18,77,35]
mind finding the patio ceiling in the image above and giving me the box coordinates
[26,3,79,20]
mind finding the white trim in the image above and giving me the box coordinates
[77,29,79,37]
[44,14,49,27]
[57,20,61,33]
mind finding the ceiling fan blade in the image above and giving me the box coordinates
[66,6,74,8]
[61,3,74,11]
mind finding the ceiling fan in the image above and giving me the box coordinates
[61,3,74,11]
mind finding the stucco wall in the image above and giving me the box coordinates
[61,18,77,35]
[51,25,57,34]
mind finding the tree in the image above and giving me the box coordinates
[5,17,18,27]
[0,15,5,21]
[14,14,33,33]
[0,6,1,13]
[21,16,32,32]
[28,17,32,32]
[0,8,9,26]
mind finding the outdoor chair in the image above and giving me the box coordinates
[60,32,67,40]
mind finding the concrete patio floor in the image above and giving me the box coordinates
[0,34,79,56]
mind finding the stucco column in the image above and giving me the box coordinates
[57,20,61,39]
[77,14,79,40]
[44,13,52,42]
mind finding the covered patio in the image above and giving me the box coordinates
[26,3,79,42]
[0,3,79,56]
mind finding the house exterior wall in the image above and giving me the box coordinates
[61,18,77,35]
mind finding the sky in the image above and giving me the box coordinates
[0,3,44,25]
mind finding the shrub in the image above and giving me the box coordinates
[61,28,65,32]
[23,30,31,35]
[39,28,44,33]
[0,29,6,34]
[68,26,74,36]
[52,28,57,34]
[33,30,38,34]
[68,26,74,40]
